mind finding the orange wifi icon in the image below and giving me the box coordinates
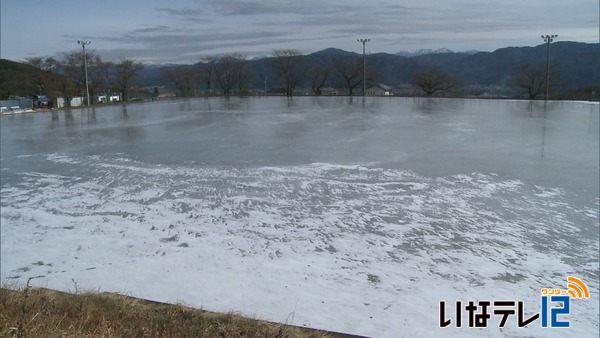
[567,276,590,299]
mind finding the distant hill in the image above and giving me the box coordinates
[0,59,71,100]
[258,42,598,95]
[339,42,598,94]
[408,42,600,90]
[310,48,359,57]
[0,59,41,99]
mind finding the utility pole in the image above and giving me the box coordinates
[541,35,557,101]
[78,40,91,107]
[357,38,370,97]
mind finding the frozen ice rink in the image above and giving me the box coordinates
[2,97,598,337]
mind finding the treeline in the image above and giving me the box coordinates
[2,42,599,102]
[160,48,383,97]
[0,51,143,106]
[144,42,600,100]
[151,48,463,98]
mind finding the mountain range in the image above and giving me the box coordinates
[1,42,598,100]
[139,41,599,97]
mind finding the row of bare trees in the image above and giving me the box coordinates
[162,48,384,97]
[23,49,554,102]
[25,51,143,107]
[161,48,479,98]
[163,53,251,96]
[159,54,558,99]
[410,63,558,98]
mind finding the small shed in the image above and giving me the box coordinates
[367,84,393,96]
[33,95,50,108]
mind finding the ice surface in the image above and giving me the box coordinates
[1,97,598,337]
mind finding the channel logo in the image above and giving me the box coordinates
[440,275,591,329]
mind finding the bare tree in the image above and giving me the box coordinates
[163,65,198,96]
[25,56,60,96]
[86,54,111,99]
[271,49,306,97]
[55,75,78,108]
[25,57,69,107]
[214,53,250,95]
[233,55,252,94]
[24,56,59,72]
[511,63,548,99]
[56,50,111,103]
[337,59,363,96]
[198,55,217,95]
[43,54,82,107]
[413,68,461,96]
[24,56,45,70]
[112,58,143,101]
[309,64,330,95]
[60,51,86,93]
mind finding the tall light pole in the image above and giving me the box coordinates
[541,34,557,101]
[78,40,91,107]
[357,38,370,96]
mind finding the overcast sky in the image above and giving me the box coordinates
[1,0,598,64]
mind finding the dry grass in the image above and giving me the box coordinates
[0,282,331,338]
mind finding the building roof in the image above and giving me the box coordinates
[369,84,392,91]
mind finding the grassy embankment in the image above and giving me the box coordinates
[0,282,332,338]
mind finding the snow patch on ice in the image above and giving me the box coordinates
[1,153,598,337]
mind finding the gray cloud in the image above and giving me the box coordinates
[156,7,204,16]
[72,27,296,63]
[2,0,596,64]
[207,0,355,16]
[132,25,171,34]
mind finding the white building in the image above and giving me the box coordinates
[367,84,394,96]
[96,94,121,103]
[55,97,84,108]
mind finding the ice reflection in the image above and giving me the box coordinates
[1,98,598,198]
